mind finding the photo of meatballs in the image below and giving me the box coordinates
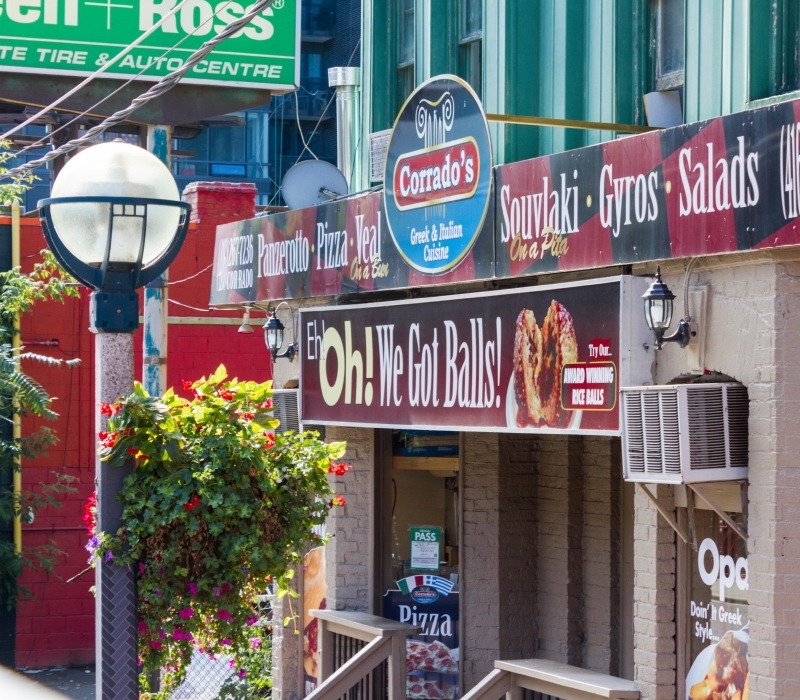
[511,300,578,429]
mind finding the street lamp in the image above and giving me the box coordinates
[39,140,190,333]
[642,265,691,350]
[264,302,297,362]
[38,140,190,700]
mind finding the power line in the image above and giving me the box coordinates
[1,0,196,143]
[1,0,277,182]
[6,0,237,161]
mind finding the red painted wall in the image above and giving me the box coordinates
[12,182,270,668]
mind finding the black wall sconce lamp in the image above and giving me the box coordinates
[264,301,297,363]
[642,265,695,350]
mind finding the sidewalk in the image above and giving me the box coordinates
[20,665,95,700]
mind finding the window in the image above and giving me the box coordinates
[459,0,482,97]
[654,0,685,90]
[398,0,415,102]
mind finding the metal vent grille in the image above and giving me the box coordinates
[369,129,392,182]
[687,386,726,469]
[726,384,749,469]
[272,389,326,439]
[273,389,300,433]
[621,383,749,484]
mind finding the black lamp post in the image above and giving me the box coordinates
[38,140,190,700]
[642,265,691,350]
[264,303,297,363]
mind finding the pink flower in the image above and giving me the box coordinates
[216,609,232,621]
[187,583,198,596]
[220,638,232,646]
[251,637,261,649]
[246,615,259,626]
[138,621,148,634]
[178,608,194,620]
[138,562,146,575]
[150,641,162,650]
[220,582,231,593]
[229,659,236,669]
[238,670,247,679]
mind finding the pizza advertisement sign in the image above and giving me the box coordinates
[384,575,459,700]
[302,545,327,695]
[299,276,650,435]
[684,511,749,700]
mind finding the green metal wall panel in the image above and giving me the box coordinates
[365,0,800,171]
[684,0,748,123]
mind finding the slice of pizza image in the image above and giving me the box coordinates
[688,631,749,700]
[513,300,578,428]
[406,639,458,675]
[407,676,456,700]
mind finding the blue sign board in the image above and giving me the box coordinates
[384,576,460,700]
[383,75,492,275]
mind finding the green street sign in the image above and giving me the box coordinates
[0,0,299,90]
[409,526,442,571]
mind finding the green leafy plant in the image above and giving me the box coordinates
[0,138,37,207]
[91,365,348,699]
[0,251,80,608]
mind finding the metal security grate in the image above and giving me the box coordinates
[522,690,567,700]
[169,596,273,700]
[332,632,388,700]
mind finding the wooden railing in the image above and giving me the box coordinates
[462,659,639,700]
[305,610,421,700]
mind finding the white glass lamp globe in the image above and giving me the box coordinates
[49,141,181,267]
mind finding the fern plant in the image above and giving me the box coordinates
[0,251,80,608]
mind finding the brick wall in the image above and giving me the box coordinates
[498,435,538,663]
[632,484,677,700]
[461,432,622,690]
[461,432,501,689]
[323,426,373,612]
[641,255,800,700]
[582,437,622,676]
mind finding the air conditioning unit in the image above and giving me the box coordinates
[621,382,748,484]
[272,389,326,439]
[369,129,392,182]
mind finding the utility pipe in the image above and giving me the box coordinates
[11,200,21,554]
[328,67,362,189]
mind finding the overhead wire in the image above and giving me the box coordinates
[267,37,361,206]
[1,0,278,181]
[4,0,250,163]
[1,0,197,143]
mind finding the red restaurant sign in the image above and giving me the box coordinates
[211,95,800,306]
[299,277,650,435]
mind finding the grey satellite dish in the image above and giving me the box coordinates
[281,160,349,210]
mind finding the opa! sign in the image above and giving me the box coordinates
[383,75,492,275]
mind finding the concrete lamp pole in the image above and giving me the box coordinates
[37,140,190,700]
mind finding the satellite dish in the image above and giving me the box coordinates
[281,160,349,210]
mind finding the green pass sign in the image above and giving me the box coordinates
[409,527,441,572]
[0,0,299,89]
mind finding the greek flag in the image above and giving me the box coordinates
[397,575,454,596]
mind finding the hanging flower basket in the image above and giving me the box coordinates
[89,365,349,698]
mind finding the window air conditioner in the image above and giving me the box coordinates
[272,389,326,439]
[620,382,748,484]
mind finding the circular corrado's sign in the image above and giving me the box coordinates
[384,75,492,275]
